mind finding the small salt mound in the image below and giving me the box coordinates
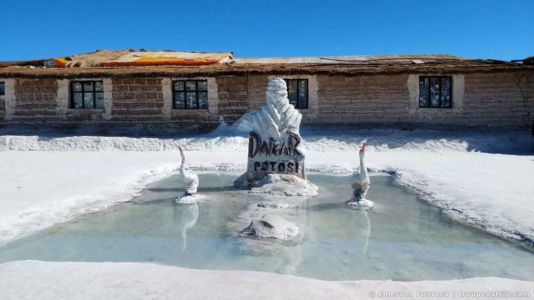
[242,214,299,240]
[174,194,196,204]
[346,198,374,209]
[249,174,319,197]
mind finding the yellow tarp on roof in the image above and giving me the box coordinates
[52,51,233,68]
[99,51,233,67]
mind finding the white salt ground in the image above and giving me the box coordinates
[1,131,532,246]
[0,129,533,299]
[0,261,532,300]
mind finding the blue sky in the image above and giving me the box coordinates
[1,0,533,61]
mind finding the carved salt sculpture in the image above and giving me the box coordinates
[233,77,316,242]
[234,78,306,188]
[175,145,199,204]
[347,143,373,208]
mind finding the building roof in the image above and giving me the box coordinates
[234,54,461,64]
[0,50,234,68]
[0,50,532,78]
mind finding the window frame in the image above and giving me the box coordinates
[0,81,5,96]
[70,80,105,109]
[284,78,308,109]
[418,76,453,109]
[172,79,209,110]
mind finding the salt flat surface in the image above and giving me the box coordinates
[0,129,533,298]
[0,261,532,300]
[1,130,533,246]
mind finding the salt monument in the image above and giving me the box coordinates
[233,77,309,191]
[232,77,316,241]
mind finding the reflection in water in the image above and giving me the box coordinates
[231,197,307,275]
[346,205,373,256]
[363,210,372,256]
[173,203,199,252]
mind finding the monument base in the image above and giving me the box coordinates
[235,173,318,197]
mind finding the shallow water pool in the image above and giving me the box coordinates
[0,173,532,281]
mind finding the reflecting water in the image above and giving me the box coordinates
[0,173,532,281]
[174,203,198,252]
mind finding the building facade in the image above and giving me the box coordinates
[0,51,533,129]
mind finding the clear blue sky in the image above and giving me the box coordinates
[1,0,533,61]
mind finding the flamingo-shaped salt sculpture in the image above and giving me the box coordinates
[175,145,199,204]
[347,143,373,208]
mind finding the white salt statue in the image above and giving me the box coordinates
[175,145,199,204]
[235,77,302,139]
[233,77,309,188]
[347,143,373,208]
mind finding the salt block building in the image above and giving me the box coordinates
[0,50,533,130]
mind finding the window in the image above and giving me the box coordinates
[419,76,452,108]
[284,79,308,109]
[70,80,104,109]
[173,80,208,109]
[0,82,5,96]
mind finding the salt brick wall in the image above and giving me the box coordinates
[11,79,58,123]
[0,80,4,119]
[527,72,534,127]
[0,95,4,120]
[247,75,269,110]
[313,75,410,124]
[111,77,165,122]
[460,72,531,127]
[216,76,249,122]
[1,71,533,128]
[311,72,534,128]
[111,76,247,124]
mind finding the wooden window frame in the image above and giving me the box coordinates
[172,79,208,110]
[70,80,104,109]
[418,76,453,109]
[284,79,308,109]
